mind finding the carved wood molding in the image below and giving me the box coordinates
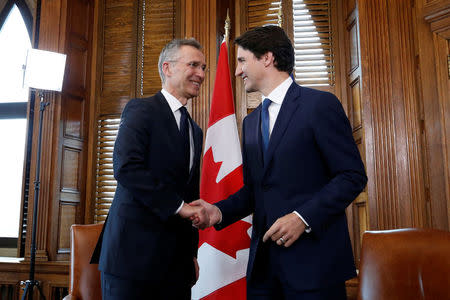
[424,1,450,39]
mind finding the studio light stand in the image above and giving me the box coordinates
[21,48,66,300]
[21,91,48,300]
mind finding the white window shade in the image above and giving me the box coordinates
[23,48,66,92]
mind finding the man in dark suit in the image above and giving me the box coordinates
[192,26,367,299]
[93,38,208,299]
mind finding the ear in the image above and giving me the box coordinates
[162,61,172,78]
[263,52,275,67]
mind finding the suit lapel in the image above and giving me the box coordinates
[246,106,264,168]
[263,83,302,172]
[187,122,202,181]
[155,92,189,174]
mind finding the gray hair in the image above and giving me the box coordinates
[158,38,202,83]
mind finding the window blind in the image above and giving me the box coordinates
[248,0,280,29]
[141,0,176,96]
[292,0,334,87]
[94,116,120,223]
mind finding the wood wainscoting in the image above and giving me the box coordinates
[0,258,68,300]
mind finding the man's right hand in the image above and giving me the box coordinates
[178,202,210,229]
[190,199,222,228]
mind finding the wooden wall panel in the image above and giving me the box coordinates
[343,6,368,267]
[185,0,216,132]
[435,38,449,227]
[57,203,75,253]
[100,0,137,114]
[362,0,399,229]
[70,0,90,39]
[53,0,93,261]
[63,96,84,139]
[65,47,88,94]
[60,148,80,192]
[356,0,428,230]
[418,0,450,230]
[140,0,176,97]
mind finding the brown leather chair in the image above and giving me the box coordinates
[63,224,103,300]
[358,228,450,300]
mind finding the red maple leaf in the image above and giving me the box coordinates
[201,148,243,203]
[199,221,251,259]
[199,148,251,258]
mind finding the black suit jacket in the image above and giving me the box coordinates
[94,92,203,284]
[215,83,367,290]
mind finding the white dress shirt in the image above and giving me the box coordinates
[161,89,194,214]
[262,77,311,232]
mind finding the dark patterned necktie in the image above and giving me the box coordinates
[179,106,190,170]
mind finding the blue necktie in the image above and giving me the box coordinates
[179,106,190,170]
[261,98,271,153]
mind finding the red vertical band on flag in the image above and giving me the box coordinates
[207,42,236,127]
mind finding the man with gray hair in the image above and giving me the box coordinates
[92,38,208,299]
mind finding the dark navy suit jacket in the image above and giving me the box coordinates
[215,83,367,290]
[94,92,203,285]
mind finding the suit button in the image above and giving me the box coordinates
[261,184,270,191]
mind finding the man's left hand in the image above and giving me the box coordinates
[262,213,306,247]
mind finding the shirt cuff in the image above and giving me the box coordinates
[293,211,311,233]
[175,201,184,214]
[216,206,223,224]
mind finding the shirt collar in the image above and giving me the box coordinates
[262,76,293,105]
[161,89,184,112]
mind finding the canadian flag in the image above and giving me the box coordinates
[192,41,252,299]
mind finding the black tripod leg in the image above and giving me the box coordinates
[21,281,30,300]
[35,282,46,300]
[21,280,46,300]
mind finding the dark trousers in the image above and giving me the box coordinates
[247,243,347,300]
[101,272,191,300]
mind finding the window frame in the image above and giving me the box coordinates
[284,0,337,93]
[0,0,34,256]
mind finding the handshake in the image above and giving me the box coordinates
[179,199,307,247]
[178,199,222,229]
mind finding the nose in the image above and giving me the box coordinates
[196,67,205,81]
[235,65,242,77]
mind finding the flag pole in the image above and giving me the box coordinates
[277,1,283,27]
[225,9,230,45]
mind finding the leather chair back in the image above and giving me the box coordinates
[358,228,450,300]
[67,223,103,300]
